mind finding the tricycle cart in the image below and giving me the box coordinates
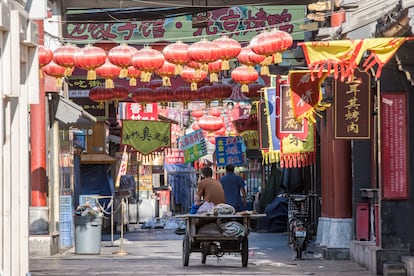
[177,213,265,267]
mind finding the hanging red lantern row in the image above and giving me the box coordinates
[95,58,121,88]
[197,85,214,105]
[108,43,138,78]
[74,44,107,80]
[250,29,293,75]
[212,35,241,70]
[187,39,221,72]
[38,46,53,78]
[89,86,113,107]
[162,41,190,75]
[208,60,222,83]
[237,46,266,74]
[180,66,208,91]
[131,46,164,83]
[53,44,80,77]
[42,60,67,88]
[155,61,176,86]
[231,65,259,92]
[246,83,265,99]
[130,87,154,104]
[174,86,197,107]
[211,83,233,102]
[127,66,141,86]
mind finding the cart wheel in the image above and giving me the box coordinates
[241,237,248,267]
[183,235,190,266]
[295,246,303,260]
[201,253,207,264]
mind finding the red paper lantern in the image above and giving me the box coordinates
[162,41,190,74]
[198,115,224,131]
[89,86,113,107]
[197,85,214,104]
[127,66,142,86]
[42,60,67,88]
[155,61,176,86]
[246,83,265,99]
[212,35,241,70]
[191,109,205,119]
[174,86,196,103]
[131,46,164,82]
[250,29,293,75]
[231,65,259,92]
[108,43,138,78]
[38,46,53,78]
[74,45,107,80]
[180,66,208,91]
[53,44,80,77]
[95,58,121,88]
[211,83,232,102]
[131,87,153,104]
[154,86,174,105]
[208,60,222,83]
[187,39,221,71]
[145,79,163,89]
[237,46,266,74]
[111,85,129,104]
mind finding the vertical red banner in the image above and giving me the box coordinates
[380,92,408,199]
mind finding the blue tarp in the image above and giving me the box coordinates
[164,164,196,213]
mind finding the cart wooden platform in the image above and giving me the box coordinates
[177,213,265,267]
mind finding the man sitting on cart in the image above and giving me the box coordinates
[196,166,225,212]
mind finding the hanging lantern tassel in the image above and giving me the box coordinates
[241,84,249,93]
[273,52,282,64]
[190,82,198,91]
[162,76,171,86]
[106,79,114,88]
[140,71,152,82]
[129,77,137,86]
[119,68,128,79]
[55,77,63,88]
[39,69,44,79]
[64,67,73,77]
[174,64,183,75]
[210,72,219,83]
[87,69,97,80]
[260,57,272,76]
[221,60,230,71]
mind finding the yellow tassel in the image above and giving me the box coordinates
[56,78,62,88]
[191,82,197,91]
[175,64,183,75]
[64,67,73,77]
[162,76,171,86]
[106,79,114,88]
[39,69,43,79]
[87,70,96,80]
[221,60,230,71]
[119,68,128,78]
[241,84,249,93]
[260,66,270,76]
[272,52,282,64]
[129,78,137,86]
[210,73,218,82]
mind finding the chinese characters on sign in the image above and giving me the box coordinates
[277,84,306,138]
[215,136,244,167]
[64,6,305,42]
[177,129,208,164]
[165,149,185,164]
[335,69,371,139]
[381,93,408,200]
[117,102,158,121]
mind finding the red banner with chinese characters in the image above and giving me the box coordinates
[289,70,329,124]
[380,92,408,200]
[334,68,371,139]
[117,102,158,120]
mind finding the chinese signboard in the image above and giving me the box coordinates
[215,136,244,167]
[177,129,208,164]
[381,92,408,200]
[64,6,305,43]
[165,149,185,164]
[117,102,158,121]
[335,69,371,139]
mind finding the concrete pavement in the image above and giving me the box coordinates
[29,226,374,276]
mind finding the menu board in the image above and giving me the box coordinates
[380,93,408,199]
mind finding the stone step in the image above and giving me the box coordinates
[401,256,414,276]
[383,262,407,276]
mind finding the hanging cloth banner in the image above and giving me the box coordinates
[121,120,171,155]
[299,37,411,81]
[280,121,315,168]
[261,86,280,164]
[289,70,329,124]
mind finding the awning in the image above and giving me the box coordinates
[48,93,96,127]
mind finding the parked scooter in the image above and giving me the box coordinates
[287,193,317,260]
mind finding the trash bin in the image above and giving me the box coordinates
[74,215,103,254]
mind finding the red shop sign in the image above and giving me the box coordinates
[380,92,408,200]
[334,68,371,139]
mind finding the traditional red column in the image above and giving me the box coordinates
[30,20,47,207]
